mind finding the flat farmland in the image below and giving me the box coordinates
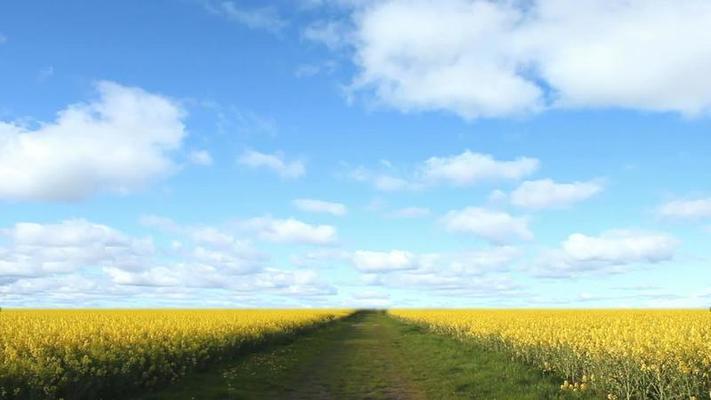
[2,309,709,399]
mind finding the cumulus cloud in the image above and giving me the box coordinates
[352,246,519,279]
[293,198,347,216]
[190,227,243,249]
[536,230,679,278]
[240,216,337,245]
[392,275,521,299]
[657,197,711,220]
[510,179,603,209]
[351,150,538,191]
[352,0,540,118]
[562,231,678,264]
[353,246,524,301]
[103,222,266,288]
[349,246,522,302]
[0,219,153,277]
[101,265,336,297]
[352,250,415,272]
[0,219,337,305]
[188,150,213,166]
[440,207,532,244]
[138,216,268,273]
[0,274,101,297]
[250,268,337,296]
[238,150,305,178]
[0,218,264,285]
[349,167,421,191]
[0,81,186,201]
[346,0,711,119]
[421,151,539,185]
[105,266,185,287]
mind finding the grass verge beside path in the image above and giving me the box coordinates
[137,311,596,400]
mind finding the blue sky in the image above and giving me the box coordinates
[1,0,710,308]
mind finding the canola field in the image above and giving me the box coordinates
[0,309,350,399]
[390,309,711,400]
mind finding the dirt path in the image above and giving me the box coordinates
[286,313,427,400]
[138,311,592,400]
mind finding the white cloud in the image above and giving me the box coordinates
[188,150,213,166]
[0,279,166,307]
[0,218,260,288]
[249,268,337,296]
[352,246,520,286]
[510,179,602,209]
[0,34,6,44]
[0,218,339,305]
[0,217,266,284]
[0,219,153,277]
[440,207,532,244]
[203,1,286,33]
[373,174,415,191]
[189,227,240,248]
[0,81,186,201]
[352,0,541,119]
[103,264,336,297]
[354,246,524,302]
[350,166,420,191]
[352,250,415,272]
[138,216,266,271]
[105,266,184,287]
[351,150,538,191]
[524,0,711,115]
[293,198,347,216]
[536,230,678,278]
[240,217,337,245]
[347,0,711,119]
[389,207,430,218]
[562,231,677,264]
[190,244,262,275]
[657,198,711,220]
[391,275,521,299]
[238,150,305,178]
[421,151,539,185]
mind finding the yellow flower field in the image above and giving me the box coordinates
[389,309,711,400]
[0,309,351,399]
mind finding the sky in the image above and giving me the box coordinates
[0,0,710,308]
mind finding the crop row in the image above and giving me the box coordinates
[390,309,711,400]
[0,309,351,399]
